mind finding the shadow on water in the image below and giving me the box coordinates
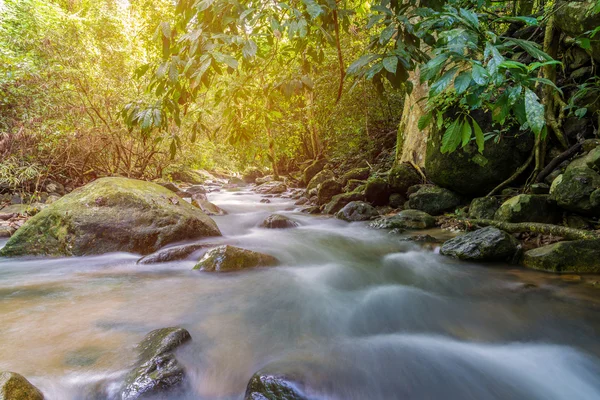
[1,189,600,399]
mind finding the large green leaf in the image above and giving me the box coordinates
[441,118,463,154]
[471,64,488,85]
[418,112,432,130]
[430,68,457,96]
[454,71,471,94]
[461,119,472,148]
[471,117,485,153]
[382,56,398,73]
[524,88,545,135]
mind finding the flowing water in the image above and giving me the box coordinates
[1,187,600,399]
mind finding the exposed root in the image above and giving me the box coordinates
[462,218,600,241]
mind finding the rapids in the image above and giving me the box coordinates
[1,188,600,399]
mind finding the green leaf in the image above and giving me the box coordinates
[242,40,257,58]
[382,56,398,73]
[303,0,323,19]
[168,62,179,83]
[461,119,472,148]
[459,8,479,29]
[379,25,395,45]
[418,112,432,130]
[471,64,488,85]
[524,88,545,135]
[506,38,553,61]
[507,85,522,106]
[441,118,463,154]
[430,68,457,96]
[213,52,238,69]
[454,71,471,94]
[575,107,588,118]
[471,117,485,153]
[347,54,378,75]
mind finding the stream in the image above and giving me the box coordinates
[1,187,600,399]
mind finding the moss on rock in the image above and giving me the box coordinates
[193,245,278,272]
[0,372,44,400]
[522,240,600,273]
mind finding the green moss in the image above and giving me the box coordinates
[0,371,44,400]
[522,240,600,273]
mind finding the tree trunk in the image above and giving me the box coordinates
[395,70,430,167]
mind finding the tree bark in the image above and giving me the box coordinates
[395,70,429,167]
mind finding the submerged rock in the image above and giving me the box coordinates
[120,327,191,400]
[407,185,461,215]
[0,177,221,257]
[494,194,559,224]
[245,371,307,400]
[468,197,500,220]
[261,214,299,229]
[137,243,209,264]
[522,239,600,273]
[370,209,436,230]
[440,227,519,262]
[323,192,365,215]
[335,201,378,222]
[193,245,279,272]
[0,371,44,400]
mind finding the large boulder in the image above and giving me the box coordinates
[323,192,365,214]
[555,1,600,61]
[494,194,560,224]
[120,327,191,400]
[169,168,205,184]
[388,163,422,195]
[469,197,500,220]
[426,112,534,196]
[193,245,278,272]
[364,177,390,206]
[340,167,370,187]
[369,209,436,230]
[0,371,44,400]
[260,214,299,229]
[440,227,520,262]
[522,239,600,273]
[317,179,343,205]
[302,159,327,185]
[550,155,600,216]
[0,177,221,257]
[306,169,335,193]
[335,201,379,222]
[407,185,461,215]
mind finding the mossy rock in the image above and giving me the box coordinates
[0,372,44,400]
[369,209,436,230]
[323,192,365,215]
[440,227,519,262]
[168,169,206,184]
[302,159,327,185]
[335,201,379,222]
[317,179,343,205]
[261,214,299,229]
[407,185,461,216]
[364,177,390,206]
[245,369,308,400]
[120,327,191,400]
[0,177,221,257]
[494,194,560,224]
[137,243,209,264]
[306,169,334,192]
[522,240,600,273]
[343,179,366,193]
[555,1,600,61]
[550,165,600,216]
[193,245,278,272]
[469,197,500,220]
[426,111,534,196]
[388,163,421,195]
[340,167,370,187]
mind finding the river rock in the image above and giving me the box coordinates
[469,197,500,220]
[343,179,365,193]
[426,111,534,196]
[440,227,519,262]
[0,371,44,400]
[323,192,365,214]
[261,214,299,229]
[137,243,208,264]
[522,239,600,273]
[370,209,436,230]
[256,182,287,195]
[317,179,343,205]
[193,245,278,272]
[365,177,390,206]
[228,177,247,187]
[389,193,405,208]
[494,194,559,223]
[191,198,227,216]
[186,185,207,195]
[169,168,206,184]
[0,177,221,257]
[245,371,307,400]
[302,159,327,185]
[340,167,370,187]
[335,201,378,222]
[550,163,600,216]
[157,182,179,193]
[306,169,334,193]
[407,185,461,215]
[120,327,191,400]
[388,163,421,195]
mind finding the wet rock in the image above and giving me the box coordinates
[191,198,228,216]
[306,169,334,193]
[302,159,327,185]
[550,163,600,216]
[294,197,307,205]
[522,239,600,273]
[228,177,247,187]
[261,198,272,204]
[245,371,307,400]
[261,214,299,229]
[120,327,191,400]
[157,182,179,193]
[0,371,44,400]
[301,206,321,214]
[440,227,519,262]
[370,209,436,230]
[137,244,208,264]
[323,192,365,214]
[364,177,390,206]
[186,185,207,195]
[340,167,370,187]
[389,193,405,209]
[407,185,461,216]
[400,234,441,243]
[193,245,278,272]
[256,182,287,195]
[0,177,221,257]
[335,201,378,222]
[494,194,559,224]
[317,179,343,205]
[388,163,422,195]
[256,175,274,185]
[469,197,500,220]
